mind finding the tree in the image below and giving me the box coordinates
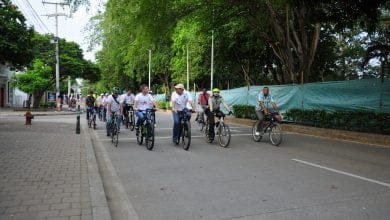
[230,0,387,83]
[12,32,100,107]
[0,0,33,68]
[12,59,52,108]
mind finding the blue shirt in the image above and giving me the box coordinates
[257,92,275,110]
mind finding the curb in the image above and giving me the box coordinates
[226,117,390,148]
[81,124,112,220]
[90,128,140,220]
[0,112,83,117]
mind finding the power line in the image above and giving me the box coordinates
[22,0,51,33]
[11,0,50,34]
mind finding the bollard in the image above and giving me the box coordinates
[76,115,80,134]
[77,105,81,112]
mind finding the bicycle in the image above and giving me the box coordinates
[87,108,97,129]
[123,104,135,131]
[252,112,283,146]
[136,108,156,151]
[176,108,192,151]
[98,106,104,121]
[109,113,120,147]
[195,107,207,131]
[204,111,231,147]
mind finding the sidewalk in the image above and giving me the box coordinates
[0,115,110,220]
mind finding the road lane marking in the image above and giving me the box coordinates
[292,159,390,188]
[99,133,252,141]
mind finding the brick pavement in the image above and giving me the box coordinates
[0,116,98,220]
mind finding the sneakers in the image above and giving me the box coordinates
[255,131,264,136]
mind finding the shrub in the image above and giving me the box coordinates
[232,105,257,119]
[285,108,390,134]
[157,101,171,110]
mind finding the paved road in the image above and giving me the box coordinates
[93,111,390,220]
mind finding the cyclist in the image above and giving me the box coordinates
[206,88,232,141]
[96,93,104,120]
[106,88,123,136]
[255,87,279,135]
[85,91,96,120]
[171,83,196,144]
[102,93,109,122]
[121,88,135,120]
[134,84,156,134]
[196,88,210,123]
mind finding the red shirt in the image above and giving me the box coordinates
[198,92,210,106]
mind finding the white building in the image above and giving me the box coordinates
[0,64,28,108]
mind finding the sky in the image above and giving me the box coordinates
[12,0,105,61]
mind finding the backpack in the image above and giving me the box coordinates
[86,96,95,107]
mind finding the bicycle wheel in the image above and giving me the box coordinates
[269,123,282,146]
[110,122,115,143]
[136,126,143,145]
[129,112,135,131]
[203,122,211,143]
[124,115,129,129]
[182,121,191,151]
[145,123,154,150]
[195,116,205,131]
[218,123,231,147]
[252,121,263,142]
[93,115,96,130]
[114,124,119,147]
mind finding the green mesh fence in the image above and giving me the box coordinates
[156,79,389,113]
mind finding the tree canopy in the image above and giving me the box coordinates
[91,0,388,93]
[0,0,33,68]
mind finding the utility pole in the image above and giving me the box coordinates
[186,44,189,91]
[148,49,151,89]
[43,1,69,100]
[211,30,214,91]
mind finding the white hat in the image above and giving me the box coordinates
[174,83,185,89]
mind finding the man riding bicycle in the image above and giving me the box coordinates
[171,83,196,145]
[106,88,123,136]
[206,88,232,142]
[134,84,156,134]
[85,91,96,120]
[196,88,210,123]
[255,87,279,135]
[121,88,135,121]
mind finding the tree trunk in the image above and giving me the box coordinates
[32,91,44,108]
[265,2,321,84]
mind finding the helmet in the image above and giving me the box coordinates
[112,87,121,94]
[212,88,220,93]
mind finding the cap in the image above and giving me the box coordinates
[174,83,185,89]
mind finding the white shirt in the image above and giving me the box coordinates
[121,93,135,105]
[135,93,155,111]
[107,95,121,113]
[171,90,193,111]
[102,97,108,108]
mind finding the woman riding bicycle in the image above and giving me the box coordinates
[171,83,196,145]
[206,88,232,142]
